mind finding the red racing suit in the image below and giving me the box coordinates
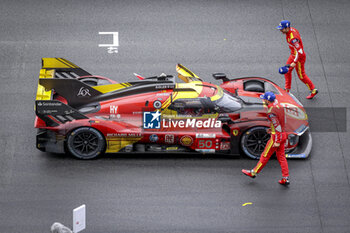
[253,100,289,177]
[284,27,315,91]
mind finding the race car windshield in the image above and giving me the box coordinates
[214,91,242,113]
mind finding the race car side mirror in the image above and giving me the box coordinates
[213,73,229,82]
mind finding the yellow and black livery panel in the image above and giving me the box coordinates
[36,58,105,110]
[176,64,203,83]
[36,58,179,109]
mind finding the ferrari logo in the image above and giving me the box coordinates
[232,129,239,136]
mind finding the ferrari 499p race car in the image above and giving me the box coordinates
[35,58,312,159]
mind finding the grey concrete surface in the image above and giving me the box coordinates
[0,0,349,232]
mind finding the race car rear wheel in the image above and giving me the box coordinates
[241,126,270,159]
[67,127,106,159]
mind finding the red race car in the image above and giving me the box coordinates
[35,58,312,159]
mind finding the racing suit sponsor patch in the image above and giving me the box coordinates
[291,38,298,44]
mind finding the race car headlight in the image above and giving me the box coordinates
[288,134,299,146]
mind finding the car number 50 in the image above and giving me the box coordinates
[198,140,213,149]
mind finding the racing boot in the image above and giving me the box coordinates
[306,89,318,99]
[242,169,256,179]
[278,177,290,186]
[284,88,290,93]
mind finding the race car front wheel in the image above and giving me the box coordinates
[241,126,270,159]
[67,127,106,159]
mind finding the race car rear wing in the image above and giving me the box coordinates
[42,57,91,77]
[36,58,178,108]
[36,58,103,108]
[35,58,96,127]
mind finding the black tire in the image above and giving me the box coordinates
[241,126,270,159]
[66,127,105,159]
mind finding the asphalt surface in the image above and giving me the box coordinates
[1,0,350,232]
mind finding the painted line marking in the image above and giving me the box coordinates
[242,202,253,206]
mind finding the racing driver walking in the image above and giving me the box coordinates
[277,20,318,99]
[242,92,290,185]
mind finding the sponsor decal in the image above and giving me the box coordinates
[42,110,58,114]
[143,111,161,129]
[107,133,141,137]
[281,103,307,120]
[156,92,170,96]
[99,32,119,54]
[155,84,174,89]
[294,124,307,135]
[143,112,221,129]
[163,118,221,129]
[196,133,216,139]
[109,106,120,118]
[110,105,118,114]
[180,135,193,146]
[166,146,178,151]
[165,134,175,144]
[153,100,162,109]
[149,134,159,142]
[286,153,307,158]
[77,87,91,97]
[195,149,215,153]
[232,129,239,136]
[220,141,230,150]
[37,101,62,106]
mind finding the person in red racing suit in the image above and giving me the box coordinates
[277,20,318,99]
[242,92,290,185]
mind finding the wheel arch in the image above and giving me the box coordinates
[239,125,269,159]
[65,126,107,159]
